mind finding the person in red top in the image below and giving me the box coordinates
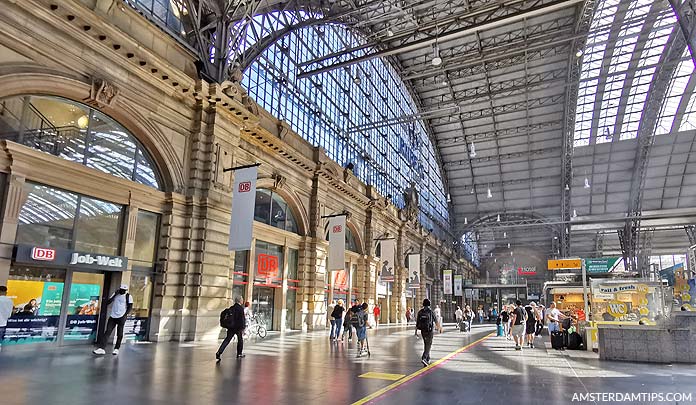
[373,304,381,328]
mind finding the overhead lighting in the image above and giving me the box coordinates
[510,251,513,256]
[386,28,394,37]
[431,45,442,66]
[496,214,500,222]
[464,217,468,225]
[576,49,583,57]
[494,258,497,263]
[487,188,493,199]
[77,114,89,129]
[565,183,570,191]
[446,193,451,203]
[573,209,578,218]
[507,242,511,249]
[503,232,507,238]
[469,142,476,158]
[470,187,475,194]
[490,252,493,257]
[584,177,591,189]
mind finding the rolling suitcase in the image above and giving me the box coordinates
[567,331,583,350]
[551,331,567,349]
[497,324,504,336]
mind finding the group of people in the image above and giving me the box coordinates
[327,299,372,356]
[454,305,476,332]
[497,300,568,350]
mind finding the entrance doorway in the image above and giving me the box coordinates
[252,286,275,330]
[61,271,105,344]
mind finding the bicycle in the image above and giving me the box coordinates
[242,314,268,339]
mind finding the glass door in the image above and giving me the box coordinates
[61,271,104,344]
[252,287,274,330]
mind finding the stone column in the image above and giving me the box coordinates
[0,173,25,285]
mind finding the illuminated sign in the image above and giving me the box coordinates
[257,253,279,278]
[547,259,581,270]
[31,247,55,261]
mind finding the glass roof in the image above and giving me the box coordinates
[573,0,679,147]
[236,11,450,232]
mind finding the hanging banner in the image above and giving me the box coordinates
[443,269,453,295]
[454,275,463,296]
[379,239,396,282]
[228,166,258,251]
[327,215,346,272]
[408,254,421,289]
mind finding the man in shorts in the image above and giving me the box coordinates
[510,300,526,350]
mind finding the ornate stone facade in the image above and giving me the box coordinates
[0,0,477,341]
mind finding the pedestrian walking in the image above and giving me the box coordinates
[535,304,545,336]
[406,307,412,324]
[464,305,474,332]
[416,299,435,366]
[216,296,247,361]
[93,284,133,356]
[455,306,463,331]
[328,299,336,337]
[525,302,537,348]
[500,305,511,339]
[354,302,369,357]
[510,300,527,350]
[0,286,14,353]
[433,305,443,334]
[373,304,381,329]
[477,307,485,324]
[330,299,345,341]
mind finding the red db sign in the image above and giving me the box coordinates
[31,247,56,261]
[258,254,279,278]
[332,225,342,233]
[238,181,252,193]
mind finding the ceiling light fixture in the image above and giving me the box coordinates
[510,251,513,256]
[503,232,507,238]
[431,45,442,66]
[573,209,578,218]
[470,187,475,194]
[507,242,511,249]
[487,188,493,199]
[565,183,570,191]
[496,214,500,222]
[576,49,583,57]
[494,258,497,263]
[584,177,591,189]
[464,217,468,225]
[77,114,89,129]
[447,193,451,203]
[469,142,476,158]
[386,28,394,37]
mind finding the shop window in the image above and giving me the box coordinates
[3,266,67,345]
[126,270,153,341]
[132,210,160,265]
[253,188,298,234]
[285,248,298,330]
[16,183,124,254]
[0,95,161,190]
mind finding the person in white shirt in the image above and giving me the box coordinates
[93,284,133,356]
[455,306,463,330]
[0,286,14,352]
[433,305,443,334]
[545,301,567,334]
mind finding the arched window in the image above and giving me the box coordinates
[236,13,449,232]
[254,188,298,234]
[0,95,161,189]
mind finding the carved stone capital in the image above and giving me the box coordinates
[85,78,119,108]
[271,172,286,190]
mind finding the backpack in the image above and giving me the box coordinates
[220,307,235,329]
[416,307,434,332]
[350,308,364,327]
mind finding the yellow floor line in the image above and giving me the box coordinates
[352,332,495,405]
[359,372,406,381]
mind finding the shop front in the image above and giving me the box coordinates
[0,94,164,347]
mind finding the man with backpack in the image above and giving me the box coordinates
[416,299,435,366]
[216,296,246,362]
[93,284,133,356]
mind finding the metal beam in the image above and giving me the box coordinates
[668,0,696,66]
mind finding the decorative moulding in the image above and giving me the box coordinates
[85,77,119,108]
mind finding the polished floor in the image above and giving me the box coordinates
[0,324,694,405]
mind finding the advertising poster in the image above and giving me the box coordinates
[229,165,258,251]
[454,275,463,296]
[407,254,421,289]
[4,280,62,345]
[379,239,396,282]
[328,215,346,272]
[333,269,349,291]
[443,269,453,295]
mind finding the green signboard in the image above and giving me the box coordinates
[583,257,623,273]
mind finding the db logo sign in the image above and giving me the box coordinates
[332,225,342,233]
[238,181,252,193]
[258,254,279,277]
[31,247,56,261]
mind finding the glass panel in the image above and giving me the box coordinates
[253,240,283,287]
[74,196,122,255]
[85,114,137,181]
[269,192,288,230]
[252,286,274,330]
[285,289,296,330]
[254,189,272,224]
[0,95,161,190]
[232,250,249,301]
[3,266,66,345]
[63,271,104,342]
[16,183,78,250]
[133,210,160,264]
[125,271,153,341]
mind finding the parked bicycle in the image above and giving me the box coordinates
[243,314,267,339]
